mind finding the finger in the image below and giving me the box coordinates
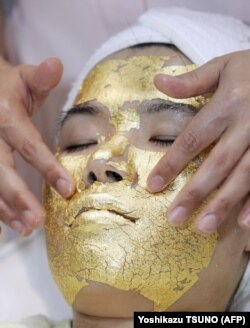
[1,114,75,198]
[154,55,228,98]
[238,197,250,229]
[0,198,15,221]
[0,198,32,236]
[22,57,63,94]
[166,124,250,225]
[147,93,227,192]
[0,141,32,236]
[194,147,250,234]
[0,162,45,230]
[20,57,63,110]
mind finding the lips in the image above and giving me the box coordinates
[73,193,139,223]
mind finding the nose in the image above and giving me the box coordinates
[82,135,130,187]
[85,160,124,186]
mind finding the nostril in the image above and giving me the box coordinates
[88,172,97,183]
[106,170,123,182]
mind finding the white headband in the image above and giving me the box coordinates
[63,7,250,113]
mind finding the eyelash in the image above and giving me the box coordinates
[150,138,175,147]
[65,142,97,153]
[64,138,175,153]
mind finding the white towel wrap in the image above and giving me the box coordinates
[62,7,250,113]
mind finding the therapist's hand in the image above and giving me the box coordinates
[147,50,250,234]
[0,57,75,236]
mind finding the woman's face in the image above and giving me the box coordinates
[44,53,249,317]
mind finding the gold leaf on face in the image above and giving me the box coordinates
[44,56,216,311]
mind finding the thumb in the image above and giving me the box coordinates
[154,56,228,98]
[21,57,63,101]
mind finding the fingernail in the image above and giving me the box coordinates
[56,178,74,198]
[197,214,218,234]
[168,206,187,225]
[148,175,165,192]
[242,214,250,228]
[22,210,41,227]
[10,220,26,236]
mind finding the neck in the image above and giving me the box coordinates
[73,311,133,328]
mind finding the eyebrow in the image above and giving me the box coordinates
[60,103,102,128]
[59,98,198,131]
[141,99,198,115]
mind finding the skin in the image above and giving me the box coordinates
[48,46,249,328]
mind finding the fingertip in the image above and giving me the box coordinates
[55,177,75,198]
[22,209,45,229]
[154,73,167,82]
[196,214,218,234]
[10,220,32,237]
[43,57,63,75]
[154,74,172,91]
[22,227,33,237]
[33,57,63,92]
[147,175,166,193]
[168,206,188,226]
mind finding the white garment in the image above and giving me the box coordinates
[0,230,72,322]
[0,315,70,328]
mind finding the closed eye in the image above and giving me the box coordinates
[149,137,176,147]
[64,142,98,153]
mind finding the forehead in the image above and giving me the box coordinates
[74,56,203,111]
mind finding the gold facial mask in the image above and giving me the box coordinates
[44,56,217,311]
[74,56,207,121]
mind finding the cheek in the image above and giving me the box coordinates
[44,184,68,231]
